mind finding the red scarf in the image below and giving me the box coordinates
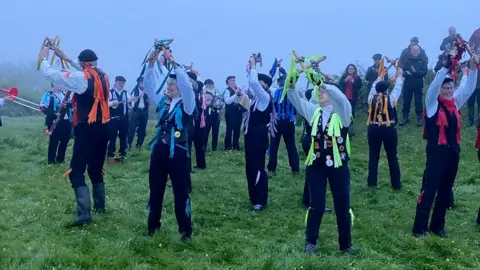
[436,97,461,145]
[345,76,355,99]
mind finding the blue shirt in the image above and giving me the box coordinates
[273,88,296,122]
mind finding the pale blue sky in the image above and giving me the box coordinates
[0,0,478,89]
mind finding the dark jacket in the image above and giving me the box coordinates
[399,45,428,68]
[338,75,362,99]
[403,57,428,89]
[440,36,455,51]
[365,65,389,89]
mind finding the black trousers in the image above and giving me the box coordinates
[188,121,206,169]
[107,117,129,158]
[413,148,459,234]
[467,88,480,123]
[305,163,351,249]
[48,119,71,164]
[402,85,423,118]
[367,125,401,189]
[127,109,148,147]
[245,126,269,206]
[204,110,220,151]
[224,111,242,150]
[349,99,357,119]
[267,119,300,173]
[301,135,311,206]
[69,123,109,188]
[148,142,191,236]
[420,169,455,208]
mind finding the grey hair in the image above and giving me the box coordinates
[80,61,97,67]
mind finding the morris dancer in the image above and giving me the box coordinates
[288,78,354,254]
[223,76,244,150]
[39,47,110,226]
[268,63,300,174]
[107,76,130,163]
[366,68,403,190]
[40,83,73,164]
[243,55,274,211]
[127,76,149,149]
[204,79,224,151]
[412,54,478,238]
[301,88,331,213]
[143,50,194,241]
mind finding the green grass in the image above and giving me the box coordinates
[1,114,480,270]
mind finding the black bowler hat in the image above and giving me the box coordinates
[115,76,126,82]
[78,49,98,62]
[258,73,272,88]
[372,53,382,60]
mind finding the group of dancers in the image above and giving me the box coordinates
[1,28,480,254]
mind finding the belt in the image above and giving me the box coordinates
[371,121,396,125]
[110,115,127,120]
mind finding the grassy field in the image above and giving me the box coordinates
[1,114,480,270]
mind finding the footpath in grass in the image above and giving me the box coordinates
[0,116,480,269]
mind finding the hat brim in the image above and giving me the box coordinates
[258,73,272,88]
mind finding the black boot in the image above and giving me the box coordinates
[92,183,105,214]
[399,116,410,126]
[416,115,423,127]
[72,186,92,226]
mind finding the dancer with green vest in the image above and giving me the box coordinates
[287,79,354,254]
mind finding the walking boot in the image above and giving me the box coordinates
[92,182,105,214]
[71,186,92,226]
[399,116,410,126]
[416,115,423,127]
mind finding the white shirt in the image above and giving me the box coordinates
[109,88,129,115]
[368,77,404,108]
[425,67,478,118]
[247,69,271,112]
[40,59,89,94]
[143,63,195,115]
[287,84,352,128]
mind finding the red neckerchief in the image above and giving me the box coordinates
[436,96,461,145]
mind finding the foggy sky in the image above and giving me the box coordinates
[0,0,478,89]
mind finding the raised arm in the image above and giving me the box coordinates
[174,66,195,115]
[454,67,478,109]
[324,84,352,127]
[40,60,88,94]
[223,89,237,105]
[368,77,381,102]
[143,63,164,106]
[390,77,404,107]
[248,69,270,112]
[69,60,82,71]
[425,67,448,117]
[287,86,317,121]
